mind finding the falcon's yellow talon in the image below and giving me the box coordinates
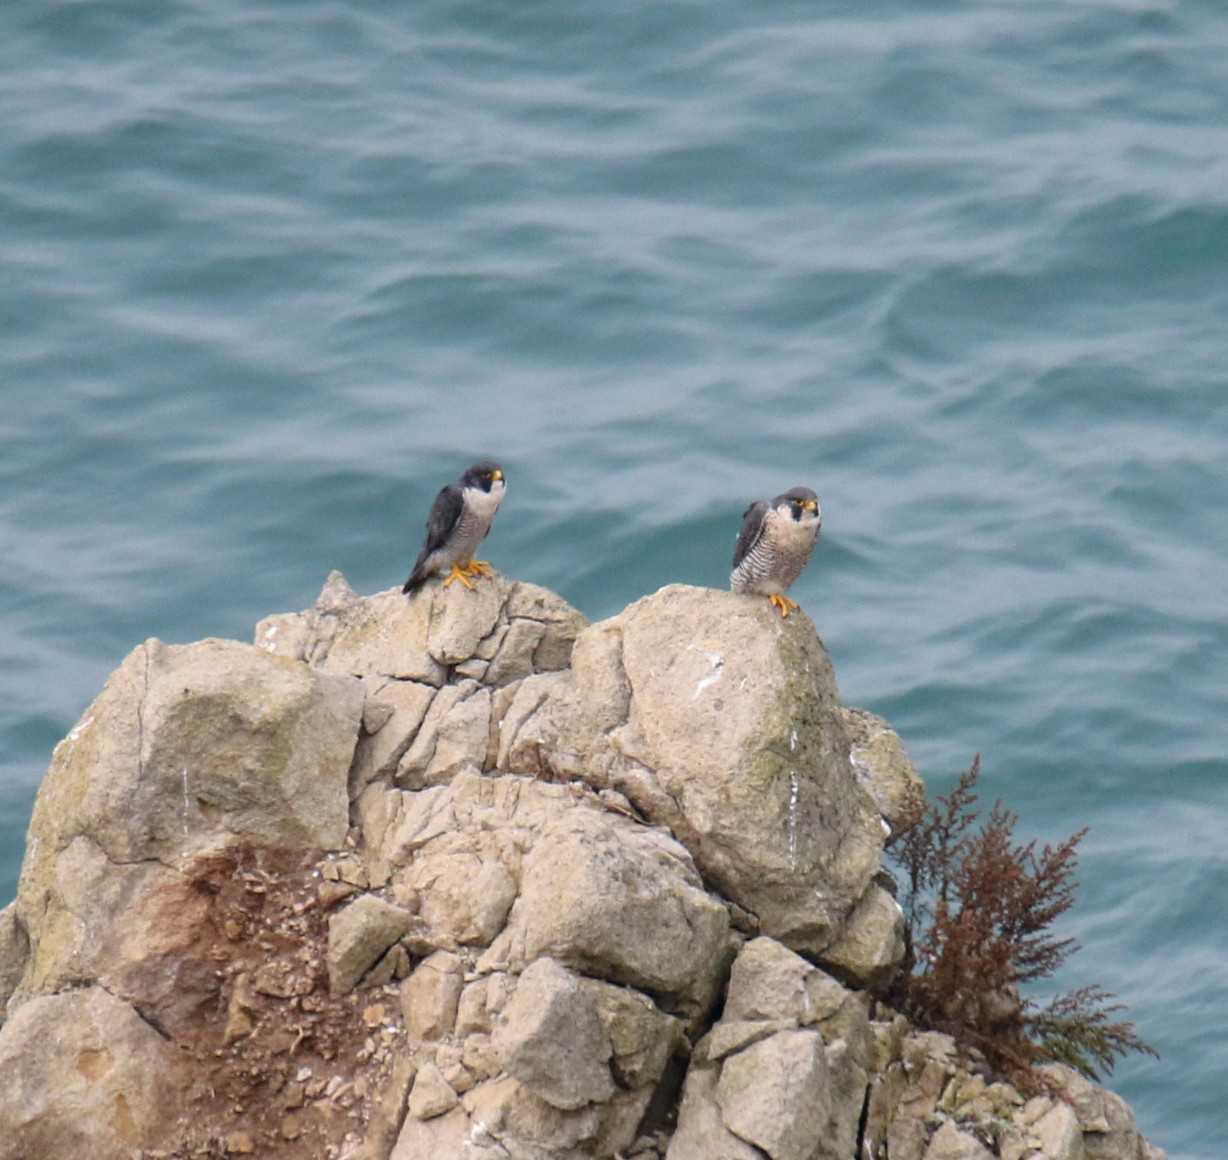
[768,593,798,618]
[442,563,476,590]
[465,559,494,577]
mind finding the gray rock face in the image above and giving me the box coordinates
[358,764,720,1158]
[668,937,870,1160]
[923,1121,997,1160]
[397,680,491,788]
[407,1060,460,1121]
[328,894,414,995]
[1033,1102,1087,1160]
[501,810,731,1012]
[0,570,1166,1160]
[818,881,905,990]
[0,903,27,1018]
[667,1063,766,1160]
[494,957,616,1110]
[352,678,436,788]
[839,705,926,837]
[392,1103,472,1159]
[499,585,884,956]
[257,570,587,692]
[716,1030,830,1160]
[723,937,872,1061]
[0,986,183,1160]
[1037,1065,1154,1160]
[861,1025,1167,1160]
[25,636,362,865]
[11,636,363,1010]
[401,950,465,1041]
[580,976,682,1092]
[360,770,731,1019]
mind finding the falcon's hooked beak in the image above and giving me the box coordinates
[802,498,818,512]
[491,468,504,482]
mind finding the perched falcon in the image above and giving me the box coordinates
[730,486,822,617]
[403,459,506,595]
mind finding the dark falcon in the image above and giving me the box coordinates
[403,459,506,595]
[730,486,822,617]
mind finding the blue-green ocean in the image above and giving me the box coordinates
[2,1,1225,1154]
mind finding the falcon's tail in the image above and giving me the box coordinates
[402,550,432,596]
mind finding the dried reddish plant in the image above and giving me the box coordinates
[887,756,1156,1084]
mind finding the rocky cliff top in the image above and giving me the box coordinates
[0,571,1164,1160]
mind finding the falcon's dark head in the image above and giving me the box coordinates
[460,459,505,493]
[774,486,821,524]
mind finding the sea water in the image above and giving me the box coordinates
[2,2,1226,1154]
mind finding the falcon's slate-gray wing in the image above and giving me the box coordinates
[403,484,464,593]
[731,501,769,570]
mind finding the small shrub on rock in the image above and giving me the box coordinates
[886,756,1156,1085]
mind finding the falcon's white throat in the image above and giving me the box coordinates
[772,501,821,549]
[463,478,506,521]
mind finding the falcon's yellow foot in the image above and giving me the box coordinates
[463,558,494,578]
[442,563,477,590]
[768,593,799,618]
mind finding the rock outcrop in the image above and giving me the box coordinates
[668,937,872,1160]
[0,571,1166,1160]
[495,584,885,956]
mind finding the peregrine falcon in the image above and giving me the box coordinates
[403,459,506,595]
[730,486,822,617]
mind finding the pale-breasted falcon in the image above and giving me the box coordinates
[730,486,822,617]
[403,459,506,595]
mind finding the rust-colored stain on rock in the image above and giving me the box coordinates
[75,1047,113,1082]
[113,1091,137,1141]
